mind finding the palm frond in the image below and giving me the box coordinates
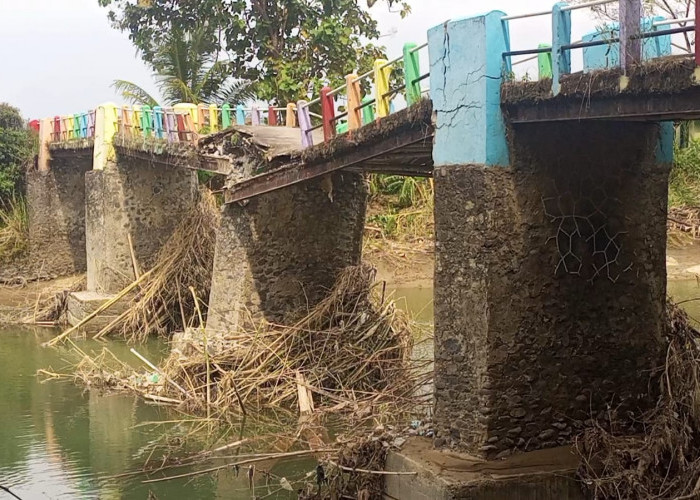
[215,79,255,105]
[112,80,160,107]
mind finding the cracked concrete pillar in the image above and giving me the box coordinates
[206,172,367,335]
[428,14,669,459]
[427,11,509,167]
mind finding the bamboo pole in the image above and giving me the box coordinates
[190,287,211,420]
[127,233,142,279]
[45,269,154,347]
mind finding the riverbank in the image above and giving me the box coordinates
[368,238,700,286]
[1,240,698,324]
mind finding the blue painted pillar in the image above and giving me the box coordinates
[551,3,571,96]
[656,122,675,164]
[428,11,510,166]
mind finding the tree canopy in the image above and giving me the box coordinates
[0,104,33,203]
[113,25,254,106]
[98,0,410,105]
[579,0,694,52]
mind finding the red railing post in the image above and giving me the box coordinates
[321,86,335,142]
[53,116,60,141]
[268,105,278,125]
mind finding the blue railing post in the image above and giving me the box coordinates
[551,2,571,96]
[236,104,246,125]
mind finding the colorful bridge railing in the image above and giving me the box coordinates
[38,0,698,172]
[502,0,696,93]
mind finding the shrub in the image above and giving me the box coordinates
[0,103,33,203]
[670,140,700,208]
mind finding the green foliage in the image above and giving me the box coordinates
[367,174,433,240]
[670,140,700,208]
[0,193,29,261]
[0,104,32,202]
[113,25,254,106]
[369,174,432,208]
[98,0,409,105]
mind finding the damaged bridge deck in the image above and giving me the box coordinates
[223,100,434,204]
[503,57,700,123]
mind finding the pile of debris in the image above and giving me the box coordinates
[576,302,700,499]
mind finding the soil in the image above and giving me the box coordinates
[667,241,700,280]
[0,274,84,324]
[364,241,433,289]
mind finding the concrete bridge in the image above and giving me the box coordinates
[27,0,700,495]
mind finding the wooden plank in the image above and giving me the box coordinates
[224,126,434,204]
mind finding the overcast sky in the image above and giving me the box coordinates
[0,0,602,120]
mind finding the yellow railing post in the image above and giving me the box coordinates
[93,103,118,170]
[374,59,392,118]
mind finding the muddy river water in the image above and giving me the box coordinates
[0,281,699,499]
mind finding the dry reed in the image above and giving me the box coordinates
[100,188,219,342]
[576,301,700,499]
[161,264,431,424]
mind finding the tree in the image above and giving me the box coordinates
[99,0,411,105]
[0,104,32,204]
[581,0,694,52]
[113,25,254,106]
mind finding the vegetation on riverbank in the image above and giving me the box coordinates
[670,140,700,208]
[0,194,28,262]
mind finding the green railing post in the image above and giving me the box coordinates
[403,42,421,105]
[538,43,553,79]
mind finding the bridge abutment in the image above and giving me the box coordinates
[26,150,92,276]
[85,157,197,293]
[206,172,367,334]
[428,13,670,458]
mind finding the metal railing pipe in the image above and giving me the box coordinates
[409,42,428,53]
[502,10,552,21]
[561,0,616,11]
[327,83,348,97]
[653,17,694,27]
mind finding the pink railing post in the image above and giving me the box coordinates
[297,100,313,148]
[251,106,261,125]
[619,0,641,71]
[696,0,700,66]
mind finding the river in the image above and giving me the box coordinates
[1,281,699,499]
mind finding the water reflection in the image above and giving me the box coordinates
[5,281,696,499]
[668,279,700,326]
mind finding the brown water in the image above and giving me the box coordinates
[2,281,697,499]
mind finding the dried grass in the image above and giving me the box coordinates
[158,264,430,424]
[576,301,700,499]
[99,188,219,342]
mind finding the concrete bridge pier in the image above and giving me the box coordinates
[427,12,669,459]
[206,171,367,335]
[26,149,93,277]
[84,156,198,293]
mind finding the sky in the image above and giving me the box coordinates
[0,0,602,120]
